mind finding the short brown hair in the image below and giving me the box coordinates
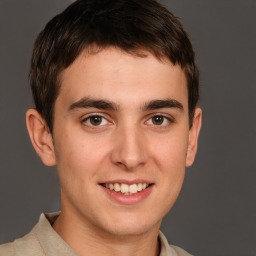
[30,0,199,132]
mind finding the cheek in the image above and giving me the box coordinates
[157,143,186,189]
[54,131,108,178]
[54,136,101,203]
[152,132,188,200]
[153,131,188,169]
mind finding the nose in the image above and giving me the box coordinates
[110,125,148,171]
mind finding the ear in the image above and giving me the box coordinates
[26,109,56,166]
[186,107,202,167]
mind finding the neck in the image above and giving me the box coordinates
[53,211,161,256]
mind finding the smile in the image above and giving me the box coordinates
[101,183,150,195]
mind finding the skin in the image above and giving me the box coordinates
[26,47,202,256]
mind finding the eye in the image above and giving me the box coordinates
[146,114,172,126]
[82,115,109,127]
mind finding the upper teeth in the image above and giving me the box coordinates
[104,183,149,194]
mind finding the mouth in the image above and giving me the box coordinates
[100,183,152,195]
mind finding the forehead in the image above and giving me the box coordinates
[57,47,188,111]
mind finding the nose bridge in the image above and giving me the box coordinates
[111,122,147,170]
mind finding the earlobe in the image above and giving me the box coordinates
[186,108,202,167]
[26,109,56,166]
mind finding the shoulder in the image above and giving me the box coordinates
[0,212,58,256]
[159,231,193,256]
[169,244,193,256]
[0,242,15,256]
[0,230,44,256]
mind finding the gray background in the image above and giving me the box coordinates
[0,0,255,255]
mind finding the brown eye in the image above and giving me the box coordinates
[89,116,102,126]
[145,114,172,127]
[152,115,164,125]
[82,115,110,129]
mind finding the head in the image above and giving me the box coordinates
[26,0,202,239]
[30,0,199,133]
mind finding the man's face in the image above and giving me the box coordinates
[51,47,200,237]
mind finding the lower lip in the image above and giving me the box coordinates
[100,185,154,205]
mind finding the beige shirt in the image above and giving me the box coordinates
[0,212,192,256]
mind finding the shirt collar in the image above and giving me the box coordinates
[34,212,185,256]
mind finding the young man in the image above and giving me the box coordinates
[0,0,201,255]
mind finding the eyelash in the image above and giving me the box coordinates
[81,113,174,128]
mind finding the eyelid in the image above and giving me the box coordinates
[81,111,109,120]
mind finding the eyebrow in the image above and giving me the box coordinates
[69,97,183,112]
[69,97,119,111]
[142,99,184,111]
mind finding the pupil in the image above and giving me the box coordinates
[90,116,102,125]
[153,116,163,125]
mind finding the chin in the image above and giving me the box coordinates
[100,215,161,237]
